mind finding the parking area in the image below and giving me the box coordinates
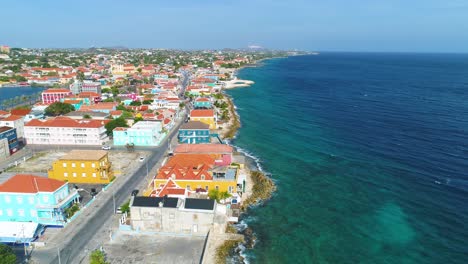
[103,232,206,264]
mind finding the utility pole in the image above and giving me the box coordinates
[112,192,116,214]
[57,246,62,264]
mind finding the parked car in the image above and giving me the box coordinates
[102,145,111,150]
[90,188,97,197]
[131,189,139,196]
[139,156,145,162]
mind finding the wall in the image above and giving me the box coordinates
[48,157,112,184]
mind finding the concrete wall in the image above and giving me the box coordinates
[131,206,216,235]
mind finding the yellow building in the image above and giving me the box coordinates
[148,154,238,196]
[48,150,113,184]
[189,109,216,129]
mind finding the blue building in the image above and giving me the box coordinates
[178,121,211,144]
[0,126,19,154]
[0,174,80,227]
[193,98,212,109]
[113,121,165,146]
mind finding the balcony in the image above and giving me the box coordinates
[35,189,80,210]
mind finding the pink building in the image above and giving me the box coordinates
[41,89,72,104]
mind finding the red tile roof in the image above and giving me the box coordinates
[174,144,233,154]
[43,88,71,94]
[10,109,31,116]
[0,114,24,121]
[25,116,109,128]
[0,174,66,193]
[151,178,186,197]
[190,109,214,117]
[195,98,210,102]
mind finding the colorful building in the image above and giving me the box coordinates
[48,150,113,184]
[189,109,216,129]
[150,154,238,196]
[0,114,25,142]
[113,121,164,146]
[24,117,109,146]
[178,121,211,144]
[0,174,79,226]
[41,89,72,104]
[193,97,212,109]
[0,126,18,154]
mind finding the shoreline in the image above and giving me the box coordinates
[213,58,278,263]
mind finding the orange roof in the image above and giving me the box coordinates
[78,92,100,98]
[25,116,108,128]
[0,114,23,121]
[0,110,9,116]
[43,88,71,93]
[10,109,31,116]
[152,178,186,197]
[195,98,210,102]
[113,127,128,131]
[166,154,215,167]
[110,110,123,116]
[0,174,66,193]
[63,99,81,104]
[190,109,214,117]
[174,144,233,154]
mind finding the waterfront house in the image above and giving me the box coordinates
[0,114,25,142]
[24,117,109,146]
[0,126,19,155]
[48,150,113,184]
[113,121,164,146]
[0,174,80,226]
[174,144,233,166]
[189,109,216,129]
[41,89,72,104]
[193,97,212,109]
[178,121,210,144]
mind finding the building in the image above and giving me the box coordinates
[0,45,10,53]
[178,121,210,144]
[48,150,113,184]
[0,115,25,142]
[193,98,212,109]
[151,154,238,195]
[41,89,72,104]
[113,121,164,146]
[81,82,102,94]
[0,174,80,226]
[174,144,233,166]
[189,109,216,129]
[24,117,109,145]
[69,81,83,95]
[0,221,43,244]
[78,102,117,114]
[130,196,218,235]
[64,111,110,120]
[0,126,18,155]
[61,99,83,111]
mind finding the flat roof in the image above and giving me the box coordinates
[0,222,39,241]
[132,196,178,208]
[60,150,107,161]
[184,198,215,210]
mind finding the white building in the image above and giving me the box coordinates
[113,121,164,146]
[24,117,109,145]
[0,115,25,142]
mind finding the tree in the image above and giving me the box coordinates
[0,244,17,264]
[89,249,109,264]
[105,117,128,135]
[44,102,75,116]
[179,102,185,109]
[129,101,141,106]
[208,189,232,203]
[133,116,144,124]
[142,100,153,105]
[77,71,85,82]
[83,114,92,119]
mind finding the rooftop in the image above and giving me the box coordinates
[25,116,108,128]
[190,109,215,117]
[184,198,215,211]
[59,150,107,161]
[180,121,210,130]
[0,174,66,193]
[174,144,233,154]
[132,196,178,208]
[0,126,14,133]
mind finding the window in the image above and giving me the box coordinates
[18,209,25,217]
[29,197,34,204]
[30,210,37,217]
[186,185,191,190]
[72,163,76,168]
[5,196,11,203]
[63,163,67,168]
[17,196,23,204]
[205,186,209,191]
[215,186,219,191]
[228,186,233,193]
[92,163,95,168]
[92,173,96,178]
[64,172,68,177]
[81,163,85,168]
[73,172,77,177]
[43,196,49,203]
[7,209,13,216]
[201,175,205,180]
[82,172,86,177]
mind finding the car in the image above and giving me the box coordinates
[139,156,145,162]
[131,189,139,196]
[102,145,111,150]
[90,188,97,197]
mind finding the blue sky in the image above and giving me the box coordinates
[1,0,467,52]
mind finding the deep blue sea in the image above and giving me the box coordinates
[0,86,43,109]
[228,53,468,264]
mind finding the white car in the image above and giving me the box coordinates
[139,156,145,162]
[102,145,111,150]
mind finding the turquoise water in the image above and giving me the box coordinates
[228,53,468,263]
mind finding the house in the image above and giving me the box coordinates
[151,154,238,194]
[62,99,83,111]
[48,150,113,184]
[178,121,210,144]
[174,144,233,166]
[0,115,25,142]
[0,221,43,244]
[189,109,216,129]
[41,89,72,104]
[0,126,18,155]
[113,121,164,146]
[81,82,102,94]
[130,196,218,235]
[24,117,109,145]
[193,97,212,109]
[78,102,117,114]
[0,174,80,226]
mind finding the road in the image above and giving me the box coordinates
[30,73,191,264]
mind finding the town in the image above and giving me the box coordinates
[0,46,286,263]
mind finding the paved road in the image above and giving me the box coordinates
[30,74,191,264]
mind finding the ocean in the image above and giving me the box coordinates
[0,86,43,109]
[228,53,468,264]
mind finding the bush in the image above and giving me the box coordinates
[65,203,80,218]
[0,244,16,264]
[89,249,109,264]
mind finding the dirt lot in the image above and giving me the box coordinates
[6,150,148,175]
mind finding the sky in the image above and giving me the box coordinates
[1,0,468,52]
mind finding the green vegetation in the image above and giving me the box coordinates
[65,203,80,218]
[89,249,109,264]
[133,116,144,124]
[105,117,128,135]
[208,189,231,203]
[83,114,92,119]
[0,244,16,264]
[213,93,224,100]
[215,238,243,264]
[223,97,240,139]
[226,224,237,234]
[129,101,141,106]
[120,200,130,214]
[142,100,153,105]
[241,171,276,210]
[44,102,75,116]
